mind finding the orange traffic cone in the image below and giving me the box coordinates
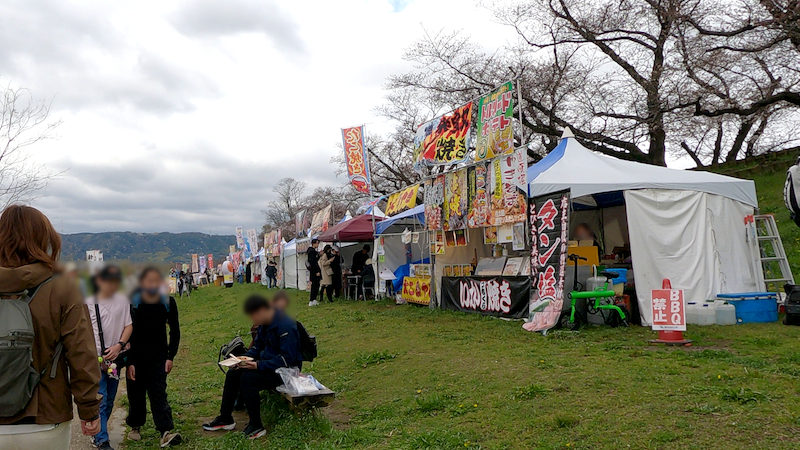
[649,279,692,346]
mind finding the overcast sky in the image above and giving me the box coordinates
[1,0,515,234]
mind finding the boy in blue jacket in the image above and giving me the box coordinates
[202,294,302,440]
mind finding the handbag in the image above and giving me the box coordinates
[94,303,129,376]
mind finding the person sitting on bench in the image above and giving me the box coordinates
[202,294,302,440]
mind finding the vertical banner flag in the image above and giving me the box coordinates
[235,226,245,249]
[246,229,258,253]
[310,204,333,236]
[467,162,490,228]
[191,253,199,273]
[499,149,528,224]
[207,254,214,270]
[342,126,371,194]
[475,82,515,161]
[424,176,444,231]
[385,184,420,216]
[199,255,207,273]
[524,189,570,333]
[444,168,468,230]
[413,102,474,169]
[295,210,307,237]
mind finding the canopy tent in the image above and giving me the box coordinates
[376,205,425,235]
[318,213,385,242]
[527,129,757,208]
[281,238,309,291]
[528,131,761,325]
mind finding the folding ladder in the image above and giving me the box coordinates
[746,214,795,292]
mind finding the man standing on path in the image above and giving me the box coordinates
[307,239,321,306]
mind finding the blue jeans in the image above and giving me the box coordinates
[96,372,120,445]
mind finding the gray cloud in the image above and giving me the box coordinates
[37,147,342,234]
[169,0,307,56]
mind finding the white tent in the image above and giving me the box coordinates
[528,131,761,325]
[281,239,309,291]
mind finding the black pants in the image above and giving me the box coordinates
[310,278,320,302]
[322,285,333,302]
[267,276,277,288]
[220,369,281,428]
[126,362,174,432]
[332,274,342,298]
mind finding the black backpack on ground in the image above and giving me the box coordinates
[296,321,317,362]
[784,284,800,325]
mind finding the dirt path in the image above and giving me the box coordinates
[70,378,126,449]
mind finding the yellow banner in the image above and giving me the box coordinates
[385,184,420,216]
[402,276,431,305]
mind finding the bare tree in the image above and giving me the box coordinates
[0,86,59,208]
[263,177,306,238]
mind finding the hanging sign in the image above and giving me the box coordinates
[524,189,570,333]
[495,149,527,224]
[385,184,420,216]
[342,126,371,194]
[246,229,258,253]
[424,176,445,231]
[207,254,214,270]
[475,82,515,161]
[402,277,431,305]
[310,204,333,236]
[413,102,474,169]
[295,210,307,237]
[443,168,468,230]
[651,289,686,331]
[440,276,530,319]
[191,254,199,273]
[235,226,245,249]
[467,162,490,228]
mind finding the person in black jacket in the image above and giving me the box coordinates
[126,267,181,447]
[330,247,342,298]
[203,294,302,440]
[306,239,322,306]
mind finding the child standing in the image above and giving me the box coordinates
[86,265,133,450]
[126,267,182,447]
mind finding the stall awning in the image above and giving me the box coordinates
[318,213,385,242]
[527,131,758,207]
[376,205,425,235]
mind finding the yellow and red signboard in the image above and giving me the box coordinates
[385,184,420,216]
[402,276,431,305]
[342,126,371,194]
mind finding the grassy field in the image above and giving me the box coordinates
[119,284,800,449]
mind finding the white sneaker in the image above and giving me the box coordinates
[308,300,319,306]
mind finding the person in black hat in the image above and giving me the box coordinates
[306,239,321,306]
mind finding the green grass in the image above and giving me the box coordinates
[119,284,800,449]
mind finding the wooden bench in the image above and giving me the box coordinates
[279,388,336,413]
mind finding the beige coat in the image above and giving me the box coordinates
[0,263,101,424]
[319,252,333,286]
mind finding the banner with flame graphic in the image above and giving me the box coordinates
[341,126,371,194]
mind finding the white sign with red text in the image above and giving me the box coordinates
[651,289,686,331]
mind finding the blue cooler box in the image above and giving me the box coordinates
[716,292,779,323]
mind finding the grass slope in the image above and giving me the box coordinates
[124,285,800,449]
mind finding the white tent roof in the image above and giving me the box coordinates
[528,134,758,207]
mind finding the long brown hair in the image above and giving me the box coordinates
[0,205,61,270]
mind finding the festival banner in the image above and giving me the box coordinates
[310,204,333,236]
[295,210,307,237]
[385,184,420,216]
[191,253,199,273]
[524,189,570,333]
[229,245,236,255]
[440,276,530,319]
[235,226,245,249]
[342,126,371,194]
[413,102,474,168]
[199,255,207,273]
[475,82,515,161]
[424,176,445,231]
[231,252,241,268]
[401,276,431,305]
[247,228,258,253]
[443,168,468,230]
[499,149,527,224]
[207,254,214,270]
[467,162,490,228]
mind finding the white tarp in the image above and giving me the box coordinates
[281,240,309,291]
[626,189,759,325]
[528,135,758,207]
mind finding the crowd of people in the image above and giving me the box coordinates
[306,238,371,306]
[0,205,317,448]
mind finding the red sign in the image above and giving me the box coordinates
[651,289,686,331]
[341,126,371,194]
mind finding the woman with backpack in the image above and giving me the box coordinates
[0,205,101,449]
[126,267,181,447]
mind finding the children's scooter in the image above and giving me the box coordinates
[560,254,628,330]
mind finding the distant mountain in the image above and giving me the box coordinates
[61,232,236,264]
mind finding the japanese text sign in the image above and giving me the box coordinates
[413,102,474,168]
[342,126,371,194]
[651,289,686,331]
[386,184,420,216]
